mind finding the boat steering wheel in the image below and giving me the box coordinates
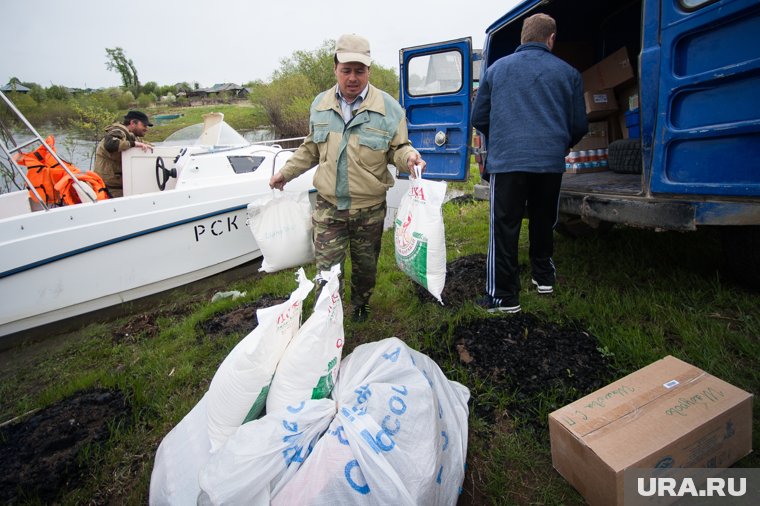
[155,157,177,191]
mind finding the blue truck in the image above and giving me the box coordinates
[398,0,760,286]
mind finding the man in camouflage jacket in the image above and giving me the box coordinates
[270,33,426,322]
[94,110,153,197]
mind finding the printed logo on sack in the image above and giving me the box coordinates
[408,185,426,202]
[394,212,418,257]
[276,300,302,331]
[327,292,342,325]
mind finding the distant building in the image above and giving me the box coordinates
[1,82,30,93]
[188,83,249,99]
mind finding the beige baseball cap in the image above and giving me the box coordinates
[335,33,372,66]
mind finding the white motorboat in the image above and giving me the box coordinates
[0,97,315,338]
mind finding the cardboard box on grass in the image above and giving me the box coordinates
[549,355,753,506]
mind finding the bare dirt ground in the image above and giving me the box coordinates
[0,389,131,503]
[0,252,613,503]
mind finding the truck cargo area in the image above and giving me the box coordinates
[484,0,644,199]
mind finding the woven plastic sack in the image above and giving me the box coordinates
[394,167,447,303]
[247,190,314,273]
[197,399,336,506]
[266,264,344,413]
[205,268,313,452]
[272,337,470,506]
[149,394,212,505]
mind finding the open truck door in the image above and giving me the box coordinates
[649,0,760,198]
[399,38,473,181]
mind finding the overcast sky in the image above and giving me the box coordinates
[2,0,521,89]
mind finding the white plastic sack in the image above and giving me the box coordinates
[394,167,447,303]
[206,268,314,452]
[149,394,212,505]
[247,190,314,273]
[266,264,344,413]
[272,337,470,506]
[197,399,336,506]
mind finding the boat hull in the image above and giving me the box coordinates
[0,182,271,337]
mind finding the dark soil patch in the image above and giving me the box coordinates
[197,294,288,339]
[0,388,131,503]
[449,313,614,428]
[446,194,476,206]
[416,253,486,306]
[113,304,196,343]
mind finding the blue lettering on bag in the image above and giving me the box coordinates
[287,401,305,413]
[354,384,371,403]
[360,428,395,453]
[329,425,350,446]
[383,347,400,362]
[381,415,401,436]
[345,459,370,495]
[389,395,407,415]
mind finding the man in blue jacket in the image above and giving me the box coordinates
[472,13,588,313]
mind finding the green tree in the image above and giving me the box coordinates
[369,65,400,100]
[46,85,71,101]
[7,76,22,89]
[273,40,335,93]
[105,47,141,96]
[28,84,47,103]
[249,74,315,138]
[137,92,155,109]
[141,81,159,96]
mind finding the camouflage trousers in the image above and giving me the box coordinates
[313,194,386,307]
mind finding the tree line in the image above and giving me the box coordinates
[2,41,401,141]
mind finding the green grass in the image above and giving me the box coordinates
[143,103,268,142]
[1,165,758,504]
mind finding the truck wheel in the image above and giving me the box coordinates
[720,226,760,290]
[608,139,642,174]
[555,213,614,239]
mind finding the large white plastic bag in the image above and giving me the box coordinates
[205,268,314,452]
[394,168,447,303]
[149,394,211,505]
[272,337,470,506]
[247,190,314,273]
[198,399,336,506]
[267,264,344,413]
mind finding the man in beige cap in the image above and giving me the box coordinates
[270,33,426,322]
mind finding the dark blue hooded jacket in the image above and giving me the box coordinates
[472,42,588,174]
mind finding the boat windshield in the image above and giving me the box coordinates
[161,122,248,147]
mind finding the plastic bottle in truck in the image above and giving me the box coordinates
[398,0,760,287]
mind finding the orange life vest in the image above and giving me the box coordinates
[15,136,110,205]
[54,171,110,205]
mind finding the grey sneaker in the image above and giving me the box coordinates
[531,279,553,294]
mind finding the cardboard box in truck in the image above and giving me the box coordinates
[584,89,618,120]
[581,47,634,92]
[549,355,753,506]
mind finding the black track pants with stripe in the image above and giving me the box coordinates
[486,171,563,305]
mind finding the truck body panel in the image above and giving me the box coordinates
[399,0,760,230]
